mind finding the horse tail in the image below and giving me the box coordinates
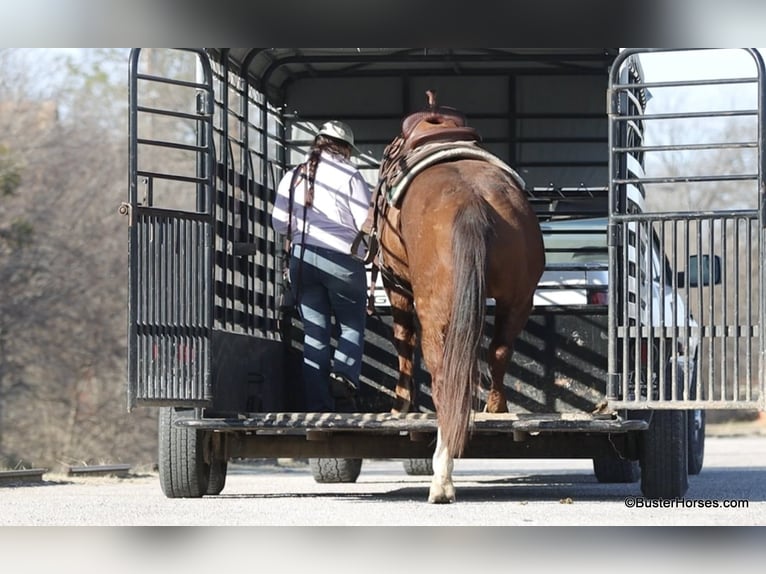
[439,194,492,458]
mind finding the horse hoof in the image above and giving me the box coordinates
[428,484,456,504]
[391,398,411,414]
[484,392,509,414]
[428,492,456,504]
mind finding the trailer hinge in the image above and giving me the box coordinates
[196,91,213,116]
[607,221,622,247]
[118,202,134,226]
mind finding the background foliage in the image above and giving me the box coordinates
[0,48,156,469]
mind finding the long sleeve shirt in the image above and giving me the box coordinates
[271,150,371,254]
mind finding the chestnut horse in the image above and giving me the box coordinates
[371,99,545,503]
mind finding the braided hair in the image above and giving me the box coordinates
[304,135,352,207]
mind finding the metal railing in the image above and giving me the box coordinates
[607,48,766,409]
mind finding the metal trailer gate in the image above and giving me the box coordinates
[124,48,765,499]
[607,48,765,412]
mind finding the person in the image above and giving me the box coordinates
[271,120,372,412]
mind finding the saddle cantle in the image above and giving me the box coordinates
[401,103,480,152]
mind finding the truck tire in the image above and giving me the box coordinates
[592,455,639,483]
[687,409,705,475]
[402,458,434,476]
[309,458,362,483]
[639,410,689,499]
[158,407,211,498]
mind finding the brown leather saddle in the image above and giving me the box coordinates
[351,92,495,313]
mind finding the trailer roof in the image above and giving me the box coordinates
[210,48,620,105]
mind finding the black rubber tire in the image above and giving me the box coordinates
[206,458,228,495]
[687,409,705,476]
[158,407,210,498]
[402,458,434,476]
[639,410,689,499]
[309,458,363,483]
[592,455,639,483]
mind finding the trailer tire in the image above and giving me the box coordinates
[158,407,210,498]
[206,458,228,495]
[592,455,639,483]
[687,409,705,475]
[639,410,689,499]
[402,458,433,476]
[309,458,362,483]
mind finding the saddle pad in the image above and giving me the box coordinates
[385,143,526,207]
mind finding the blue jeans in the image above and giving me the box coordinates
[290,244,367,411]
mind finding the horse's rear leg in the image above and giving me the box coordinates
[485,302,530,413]
[428,427,456,503]
[389,290,417,414]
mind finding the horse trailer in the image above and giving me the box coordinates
[125,48,766,500]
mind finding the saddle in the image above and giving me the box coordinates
[400,104,480,152]
[351,91,525,313]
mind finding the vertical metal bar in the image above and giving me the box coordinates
[163,219,170,399]
[734,217,741,401]
[185,218,192,400]
[694,219,703,402]
[178,217,185,398]
[138,214,146,398]
[745,216,764,399]
[127,49,141,409]
[622,221,630,402]
[707,218,715,402]
[174,216,180,399]
[170,218,176,400]
[721,217,728,400]
[683,218,692,402]
[221,88,231,333]
[659,221,667,401]
[756,49,766,409]
[670,219,691,398]
[636,221,643,403]
[643,221,654,403]
[149,217,157,396]
[193,219,199,400]
[606,73,623,402]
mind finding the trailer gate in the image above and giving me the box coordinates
[608,48,766,410]
[127,49,216,407]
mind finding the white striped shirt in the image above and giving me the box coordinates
[271,151,371,254]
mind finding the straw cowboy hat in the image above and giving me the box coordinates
[317,120,360,154]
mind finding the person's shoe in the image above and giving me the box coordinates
[329,373,358,413]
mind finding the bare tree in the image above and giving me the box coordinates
[0,49,159,469]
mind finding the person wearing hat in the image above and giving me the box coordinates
[271,120,372,412]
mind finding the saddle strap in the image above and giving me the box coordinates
[350,229,379,266]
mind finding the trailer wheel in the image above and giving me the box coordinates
[206,458,228,495]
[639,410,689,499]
[592,455,639,483]
[402,458,433,476]
[158,407,210,498]
[687,409,705,475]
[309,458,362,483]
